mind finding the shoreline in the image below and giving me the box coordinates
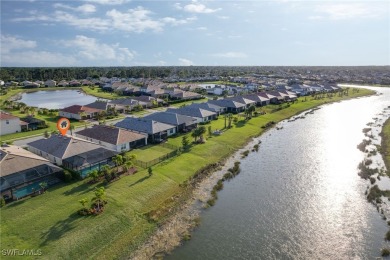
[130,93,378,259]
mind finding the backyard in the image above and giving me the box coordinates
[0,88,375,259]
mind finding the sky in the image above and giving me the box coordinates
[1,0,389,67]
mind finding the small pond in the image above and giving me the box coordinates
[17,90,98,109]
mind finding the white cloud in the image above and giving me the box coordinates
[212,52,247,58]
[175,2,221,14]
[61,35,136,62]
[161,16,195,26]
[85,0,131,5]
[178,58,194,66]
[217,15,229,20]
[1,35,37,53]
[53,3,96,13]
[313,3,382,20]
[1,51,77,67]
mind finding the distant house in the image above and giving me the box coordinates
[208,99,246,113]
[226,96,256,108]
[108,98,141,113]
[83,101,110,112]
[20,116,46,130]
[143,111,198,133]
[166,107,217,123]
[0,145,63,200]
[115,117,176,143]
[187,102,226,115]
[243,93,271,106]
[170,91,203,100]
[130,95,165,107]
[57,80,69,87]
[27,135,118,177]
[0,112,21,135]
[59,105,103,120]
[44,80,57,87]
[76,125,147,152]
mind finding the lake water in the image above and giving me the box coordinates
[18,90,98,109]
[168,87,390,259]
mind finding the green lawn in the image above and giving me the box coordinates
[169,98,209,108]
[131,145,176,163]
[81,86,121,100]
[0,88,375,259]
[382,118,390,174]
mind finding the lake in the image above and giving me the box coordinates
[17,90,98,109]
[168,86,390,259]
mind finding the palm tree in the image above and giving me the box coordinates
[247,105,256,119]
[39,182,48,193]
[91,187,105,212]
[88,169,99,183]
[79,198,88,210]
[29,107,36,116]
[122,161,133,173]
[227,113,233,128]
[112,154,123,172]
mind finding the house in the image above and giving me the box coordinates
[208,99,246,113]
[84,101,110,112]
[115,117,176,143]
[243,93,270,106]
[44,80,57,87]
[20,116,47,130]
[108,98,142,113]
[76,125,147,152]
[0,144,63,200]
[166,107,217,123]
[59,105,103,120]
[0,112,21,135]
[226,96,256,108]
[143,112,198,133]
[27,135,118,177]
[187,102,226,115]
[170,91,203,100]
[130,95,165,107]
[57,80,69,87]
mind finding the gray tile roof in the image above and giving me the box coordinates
[27,135,106,159]
[0,145,62,177]
[166,107,216,119]
[143,112,197,126]
[115,117,175,135]
[84,101,109,110]
[186,103,224,113]
[208,99,246,109]
[76,125,146,145]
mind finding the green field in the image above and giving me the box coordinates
[131,145,176,162]
[0,88,375,259]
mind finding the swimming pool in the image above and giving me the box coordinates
[14,182,42,199]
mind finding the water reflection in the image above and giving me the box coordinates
[18,90,98,109]
[168,87,390,259]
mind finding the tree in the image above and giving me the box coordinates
[148,167,153,177]
[122,161,133,173]
[124,153,137,163]
[91,187,106,212]
[191,129,199,142]
[247,105,256,119]
[182,135,190,150]
[0,197,5,208]
[43,130,50,138]
[208,125,212,137]
[88,169,99,183]
[227,113,233,128]
[39,182,48,193]
[79,198,88,209]
[112,154,124,172]
[100,164,112,181]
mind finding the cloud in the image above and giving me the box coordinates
[175,2,221,14]
[84,0,131,5]
[53,3,96,13]
[61,35,136,62]
[106,7,164,32]
[313,3,382,20]
[212,52,247,58]
[178,58,194,66]
[1,35,37,53]
[12,6,194,33]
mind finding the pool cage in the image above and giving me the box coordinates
[62,148,118,178]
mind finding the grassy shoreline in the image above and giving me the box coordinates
[0,88,375,259]
[381,118,390,175]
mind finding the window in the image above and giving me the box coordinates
[121,143,127,150]
[6,120,9,124]
[169,129,174,134]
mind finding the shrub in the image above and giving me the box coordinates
[386,231,390,241]
[63,170,73,182]
[382,248,390,257]
[0,197,5,208]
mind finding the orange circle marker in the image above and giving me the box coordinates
[57,118,71,136]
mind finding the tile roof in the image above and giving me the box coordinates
[0,145,62,177]
[60,105,102,114]
[76,125,146,145]
[166,106,216,118]
[27,135,107,159]
[208,99,246,109]
[0,112,19,120]
[115,117,175,135]
[143,112,197,126]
